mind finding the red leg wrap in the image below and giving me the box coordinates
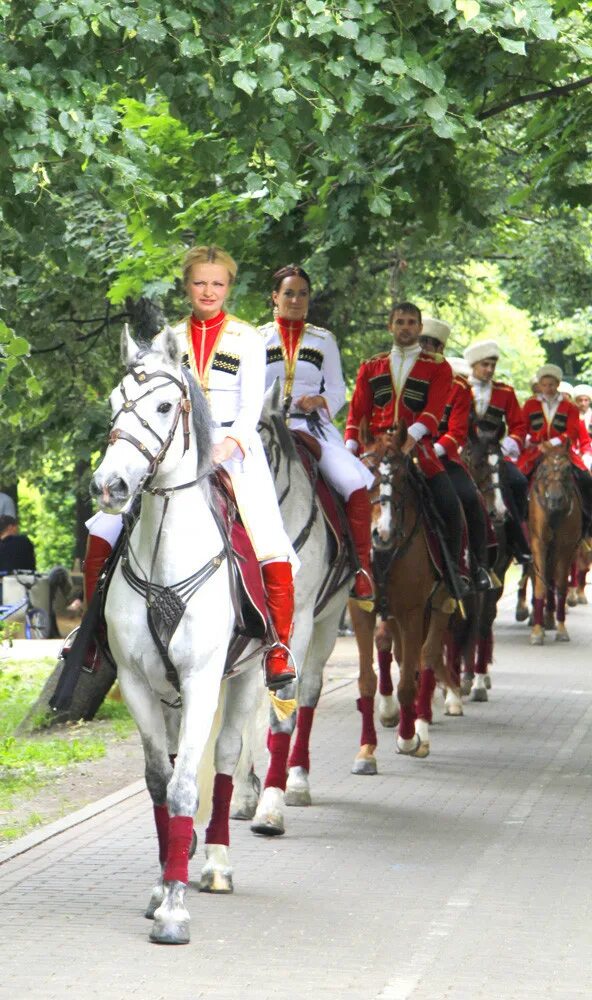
[153,803,169,867]
[377,650,393,696]
[163,815,194,884]
[475,635,493,674]
[205,773,233,846]
[533,597,544,627]
[264,731,291,790]
[578,570,587,589]
[83,534,113,606]
[288,706,315,771]
[556,590,567,624]
[415,668,436,723]
[357,696,377,747]
[398,704,416,741]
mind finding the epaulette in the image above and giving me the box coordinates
[305,323,332,340]
[492,379,512,390]
[419,349,445,364]
[453,373,470,388]
[257,321,276,335]
[224,314,258,336]
[370,350,389,360]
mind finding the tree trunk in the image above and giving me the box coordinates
[16,652,117,734]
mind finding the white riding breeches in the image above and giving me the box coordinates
[290,417,375,500]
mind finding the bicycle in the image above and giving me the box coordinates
[0,570,51,639]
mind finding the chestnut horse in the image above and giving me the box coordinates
[529,442,582,645]
[350,425,457,766]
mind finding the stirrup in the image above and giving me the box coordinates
[263,642,296,691]
[349,568,375,613]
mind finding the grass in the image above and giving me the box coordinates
[0,654,134,841]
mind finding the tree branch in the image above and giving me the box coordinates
[478,75,592,121]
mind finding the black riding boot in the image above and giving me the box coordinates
[426,471,470,597]
[444,459,492,591]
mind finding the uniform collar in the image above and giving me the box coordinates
[391,342,420,359]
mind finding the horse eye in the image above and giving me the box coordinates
[157,401,172,414]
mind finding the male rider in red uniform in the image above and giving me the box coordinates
[419,319,492,591]
[463,338,530,563]
[345,302,468,594]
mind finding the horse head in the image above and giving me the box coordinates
[533,441,573,516]
[464,426,506,522]
[367,423,411,550]
[90,325,210,513]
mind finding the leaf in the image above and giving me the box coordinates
[455,0,480,21]
[368,191,391,217]
[355,33,387,63]
[334,18,359,40]
[232,70,258,96]
[272,88,297,105]
[423,95,448,120]
[428,0,453,12]
[381,56,406,75]
[498,36,526,55]
[13,172,38,195]
[4,336,30,357]
[306,0,326,13]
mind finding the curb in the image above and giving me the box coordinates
[0,779,146,867]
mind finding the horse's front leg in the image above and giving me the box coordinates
[530,514,547,646]
[396,608,428,758]
[349,599,378,775]
[201,667,262,893]
[375,617,399,728]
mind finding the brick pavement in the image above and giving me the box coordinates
[1,595,592,999]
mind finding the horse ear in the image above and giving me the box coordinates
[154,325,181,366]
[121,324,139,366]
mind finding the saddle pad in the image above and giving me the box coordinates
[293,435,347,551]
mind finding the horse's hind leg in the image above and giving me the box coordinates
[515,567,530,621]
[376,618,399,728]
[544,579,557,630]
[200,668,261,893]
[349,600,378,775]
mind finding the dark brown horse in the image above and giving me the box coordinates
[350,424,457,768]
[528,442,582,644]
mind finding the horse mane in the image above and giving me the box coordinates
[133,341,212,476]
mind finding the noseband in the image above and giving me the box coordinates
[109,364,192,481]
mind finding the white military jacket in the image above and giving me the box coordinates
[260,321,346,423]
[171,314,265,455]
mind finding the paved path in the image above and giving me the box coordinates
[1,592,592,1000]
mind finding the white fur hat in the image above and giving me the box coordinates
[559,380,573,395]
[463,340,500,366]
[448,356,470,377]
[536,363,562,383]
[573,384,592,399]
[421,316,451,346]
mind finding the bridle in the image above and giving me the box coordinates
[532,450,574,516]
[109,364,192,484]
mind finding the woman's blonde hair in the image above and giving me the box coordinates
[182,245,238,286]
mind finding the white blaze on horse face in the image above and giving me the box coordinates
[376,459,393,543]
[487,453,506,519]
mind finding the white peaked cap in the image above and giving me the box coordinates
[422,316,451,346]
[448,356,470,377]
[559,380,573,395]
[463,339,500,366]
[536,363,562,383]
[573,384,592,398]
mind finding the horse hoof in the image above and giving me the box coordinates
[469,676,488,702]
[199,869,233,894]
[555,628,570,643]
[251,787,285,836]
[230,803,257,821]
[483,674,492,690]
[351,744,377,775]
[445,696,464,717]
[397,733,428,757]
[150,918,190,945]
[577,591,588,605]
[567,588,578,607]
[543,615,556,631]
[530,629,544,646]
[378,694,399,728]
[230,772,261,821]
[145,883,164,920]
[515,604,529,622]
[460,672,474,696]
[285,766,312,806]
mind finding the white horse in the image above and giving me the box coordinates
[233,381,353,835]
[91,327,262,945]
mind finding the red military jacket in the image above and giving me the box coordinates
[518,396,592,476]
[436,373,472,465]
[345,349,452,478]
[472,380,526,447]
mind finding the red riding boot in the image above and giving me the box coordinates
[345,488,374,609]
[81,533,113,669]
[261,561,296,691]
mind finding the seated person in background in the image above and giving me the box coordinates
[0,516,36,575]
[0,492,16,518]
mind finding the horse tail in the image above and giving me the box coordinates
[195,681,229,826]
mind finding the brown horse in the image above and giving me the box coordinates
[529,442,582,644]
[350,424,457,770]
[457,431,513,700]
